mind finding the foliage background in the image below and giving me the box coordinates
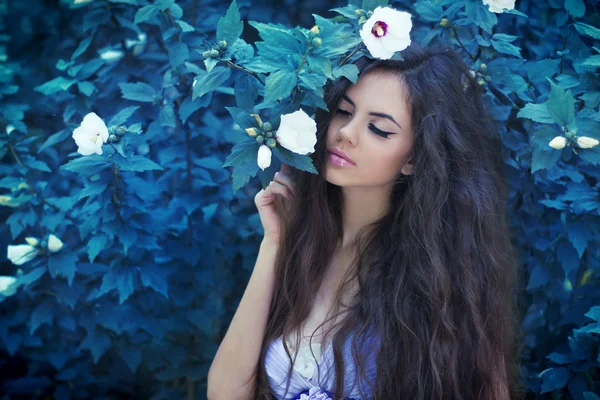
[0,0,599,399]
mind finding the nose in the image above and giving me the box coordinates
[336,118,359,146]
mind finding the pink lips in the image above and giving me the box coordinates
[327,148,355,167]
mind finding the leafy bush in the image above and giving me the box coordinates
[0,0,599,399]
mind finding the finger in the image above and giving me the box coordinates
[280,162,293,175]
[273,172,295,195]
[267,181,293,200]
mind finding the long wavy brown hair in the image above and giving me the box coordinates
[253,43,525,400]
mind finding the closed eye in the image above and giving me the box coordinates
[335,109,394,139]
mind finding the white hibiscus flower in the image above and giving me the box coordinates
[7,244,39,265]
[257,145,272,171]
[276,109,317,155]
[482,0,516,13]
[72,112,109,156]
[548,136,567,150]
[576,136,599,149]
[99,49,125,63]
[359,6,412,60]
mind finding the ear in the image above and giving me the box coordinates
[400,158,414,176]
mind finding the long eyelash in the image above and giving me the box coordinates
[368,123,391,139]
[335,109,392,139]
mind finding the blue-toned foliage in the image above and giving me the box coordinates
[0,0,599,399]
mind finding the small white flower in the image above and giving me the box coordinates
[275,109,318,155]
[47,234,64,253]
[257,145,272,171]
[0,276,17,297]
[359,6,412,60]
[7,244,39,265]
[482,0,516,13]
[99,49,124,63]
[548,136,567,150]
[6,124,15,135]
[576,136,599,149]
[125,32,147,56]
[72,112,109,156]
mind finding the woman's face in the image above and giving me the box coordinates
[324,70,414,188]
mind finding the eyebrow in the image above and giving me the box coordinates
[342,95,403,130]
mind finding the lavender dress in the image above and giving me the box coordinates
[264,330,380,400]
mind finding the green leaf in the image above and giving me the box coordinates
[119,347,143,373]
[48,253,78,286]
[72,36,93,61]
[108,106,139,127]
[193,66,232,100]
[234,74,259,109]
[491,39,522,58]
[112,153,163,172]
[88,233,108,263]
[582,55,600,67]
[313,15,361,58]
[532,145,562,173]
[578,146,600,166]
[333,64,359,83]
[361,0,389,12]
[99,267,137,304]
[176,20,194,32]
[204,57,218,73]
[160,104,177,127]
[30,300,54,335]
[139,266,169,299]
[179,94,211,123]
[79,330,112,363]
[574,22,600,40]
[564,0,585,18]
[414,1,443,22]
[168,42,189,68]
[517,103,554,124]
[34,77,76,95]
[119,82,158,102]
[264,69,297,103]
[330,5,360,20]
[223,140,260,193]
[272,146,318,174]
[546,80,575,128]
[217,0,243,47]
[134,4,159,24]
[540,367,570,393]
[77,81,96,96]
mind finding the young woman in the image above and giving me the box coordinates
[208,43,524,400]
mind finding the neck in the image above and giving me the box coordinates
[339,184,392,248]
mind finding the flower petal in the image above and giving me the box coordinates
[257,145,272,170]
[7,244,39,265]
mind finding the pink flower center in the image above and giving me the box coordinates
[371,21,388,38]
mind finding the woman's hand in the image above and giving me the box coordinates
[255,163,296,245]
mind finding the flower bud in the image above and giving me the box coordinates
[256,135,265,145]
[108,134,119,143]
[0,195,12,206]
[484,75,492,82]
[115,126,126,136]
[257,145,272,171]
[548,136,567,150]
[358,16,367,24]
[265,131,274,138]
[476,78,485,85]
[266,138,277,148]
[479,63,487,73]
[366,11,373,18]
[209,49,220,58]
[25,237,39,246]
[311,37,322,47]
[355,9,364,16]
[576,136,599,149]
[262,122,272,132]
[440,18,451,28]
[565,131,575,139]
[245,127,260,137]
[202,50,211,58]
[310,25,320,35]
[218,40,227,49]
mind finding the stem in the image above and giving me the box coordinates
[451,26,476,62]
[225,61,265,85]
[339,43,361,67]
